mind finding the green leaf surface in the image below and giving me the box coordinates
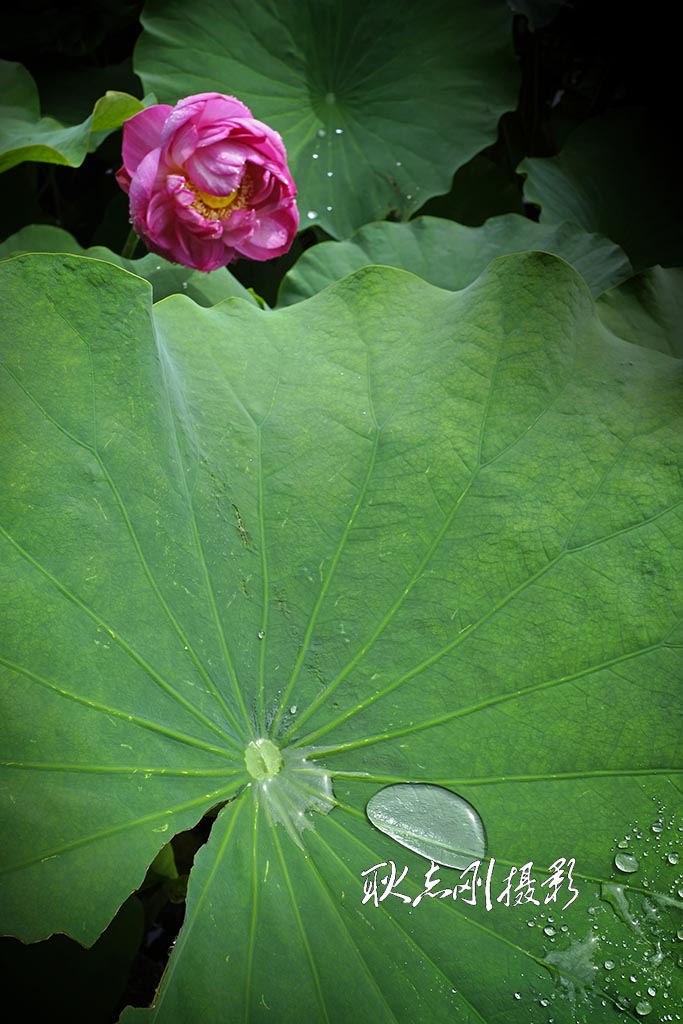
[0,225,258,307]
[518,108,683,271]
[596,266,683,359]
[277,214,632,306]
[0,61,145,172]
[133,0,518,239]
[2,253,682,1022]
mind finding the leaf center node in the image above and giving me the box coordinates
[244,738,284,780]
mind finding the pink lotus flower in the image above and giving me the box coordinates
[116,93,299,271]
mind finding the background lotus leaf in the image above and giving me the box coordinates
[277,214,632,306]
[0,60,145,172]
[0,224,258,307]
[518,108,683,270]
[133,0,519,239]
[596,265,683,358]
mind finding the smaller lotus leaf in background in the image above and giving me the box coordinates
[0,225,258,307]
[277,214,632,306]
[518,108,683,271]
[596,266,683,359]
[0,60,145,173]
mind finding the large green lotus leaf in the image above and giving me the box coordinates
[597,265,683,359]
[0,225,257,307]
[2,253,682,1022]
[277,214,632,306]
[518,108,683,271]
[133,0,518,239]
[0,61,145,172]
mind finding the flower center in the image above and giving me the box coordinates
[188,170,258,221]
[190,185,239,220]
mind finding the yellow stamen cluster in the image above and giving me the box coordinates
[190,186,239,220]
[188,174,256,221]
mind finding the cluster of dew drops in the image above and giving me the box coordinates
[305,126,344,222]
[512,798,683,1023]
[305,122,419,224]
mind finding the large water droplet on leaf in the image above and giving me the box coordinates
[366,783,487,869]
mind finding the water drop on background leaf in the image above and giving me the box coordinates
[366,783,486,869]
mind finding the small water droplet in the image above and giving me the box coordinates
[513,992,521,1000]
[257,630,265,639]
[317,128,327,138]
[647,987,656,997]
[326,171,334,177]
[312,153,319,159]
[635,1001,653,1016]
[181,281,188,290]
[326,205,333,211]
[544,926,556,937]
[652,821,664,834]
[306,211,318,220]
[334,128,343,134]
[667,852,679,865]
[615,852,640,873]
[289,705,297,715]
[618,839,630,849]
[676,928,683,940]
[395,161,402,166]
[604,960,615,970]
